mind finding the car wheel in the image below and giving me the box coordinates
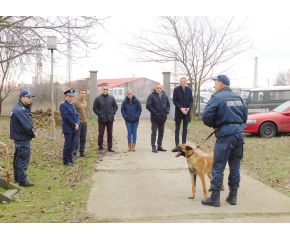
[259,122,276,138]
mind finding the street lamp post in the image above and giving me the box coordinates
[47,36,57,140]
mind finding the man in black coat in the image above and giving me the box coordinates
[172,77,193,151]
[146,84,170,153]
[93,84,118,154]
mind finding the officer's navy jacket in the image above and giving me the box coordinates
[173,85,193,123]
[146,89,170,124]
[121,95,142,123]
[10,100,36,141]
[59,100,80,133]
[202,88,248,138]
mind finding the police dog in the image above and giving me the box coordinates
[173,144,224,199]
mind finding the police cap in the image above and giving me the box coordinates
[64,89,75,96]
[211,75,230,86]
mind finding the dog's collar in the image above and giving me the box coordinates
[186,151,194,158]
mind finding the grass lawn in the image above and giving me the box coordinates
[0,117,99,223]
[166,119,290,198]
[1,117,290,222]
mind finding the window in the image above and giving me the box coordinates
[270,90,290,100]
[249,91,264,101]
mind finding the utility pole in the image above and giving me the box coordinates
[66,21,72,83]
[253,57,258,88]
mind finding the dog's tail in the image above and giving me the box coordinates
[198,145,211,154]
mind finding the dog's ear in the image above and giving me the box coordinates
[185,146,193,151]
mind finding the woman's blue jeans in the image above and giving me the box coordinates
[125,121,139,143]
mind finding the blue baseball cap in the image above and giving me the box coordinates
[19,90,35,98]
[211,75,230,86]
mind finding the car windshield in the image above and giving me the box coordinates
[272,101,290,112]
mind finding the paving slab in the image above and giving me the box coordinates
[87,119,290,222]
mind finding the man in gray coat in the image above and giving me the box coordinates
[93,85,118,154]
[146,84,170,153]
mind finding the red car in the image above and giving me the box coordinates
[243,100,290,138]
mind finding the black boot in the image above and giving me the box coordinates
[201,190,220,207]
[226,189,237,205]
[19,181,34,187]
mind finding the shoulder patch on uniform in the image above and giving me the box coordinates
[227,100,243,107]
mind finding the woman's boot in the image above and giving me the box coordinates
[132,143,136,151]
[128,143,132,152]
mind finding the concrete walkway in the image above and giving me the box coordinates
[87,119,290,223]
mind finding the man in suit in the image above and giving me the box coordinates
[59,89,80,166]
[172,77,193,151]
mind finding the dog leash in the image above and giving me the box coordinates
[196,130,216,149]
[186,131,216,159]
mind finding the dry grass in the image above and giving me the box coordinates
[0,117,99,223]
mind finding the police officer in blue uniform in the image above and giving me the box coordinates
[201,75,248,207]
[59,89,80,166]
[10,90,37,187]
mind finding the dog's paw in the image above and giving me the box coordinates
[188,196,195,199]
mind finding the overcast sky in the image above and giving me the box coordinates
[14,1,290,90]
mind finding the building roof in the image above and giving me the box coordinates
[96,77,143,90]
[67,77,147,90]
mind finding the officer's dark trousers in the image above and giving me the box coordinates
[13,140,31,183]
[151,122,165,148]
[175,119,188,147]
[98,121,113,150]
[211,131,244,190]
[63,132,76,164]
[72,123,87,155]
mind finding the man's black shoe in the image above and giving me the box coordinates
[80,153,87,157]
[108,149,115,152]
[171,148,178,152]
[63,162,73,166]
[72,154,78,160]
[19,181,34,187]
[98,150,103,154]
[152,148,158,153]
[158,147,167,151]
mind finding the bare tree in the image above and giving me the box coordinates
[0,16,109,64]
[274,69,290,86]
[0,16,108,115]
[0,42,23,115]
[125,16,252,117]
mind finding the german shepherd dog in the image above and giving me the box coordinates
[172,144,224,199]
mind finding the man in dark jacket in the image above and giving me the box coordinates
[146,84,170,153]
[59,89,80,166]
[172,77,193,150]
[201,75,248,207]
[93,85,118,154]
[10,90,37,187]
